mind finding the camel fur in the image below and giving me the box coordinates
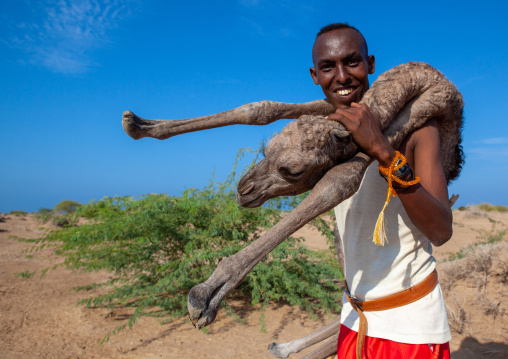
[122,62,464,358]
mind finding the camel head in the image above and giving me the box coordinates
[236,115,357,208]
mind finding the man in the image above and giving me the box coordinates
[309,23,452,358]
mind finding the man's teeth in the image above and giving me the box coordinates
[336,89,353,96]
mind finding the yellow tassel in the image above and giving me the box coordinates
[373,192,391,246]
[373,151,420,246]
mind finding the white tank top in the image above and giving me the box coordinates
[334,163,451,344]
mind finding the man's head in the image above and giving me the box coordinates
[310,23,375,109]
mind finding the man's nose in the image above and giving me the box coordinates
[335,65,352,84]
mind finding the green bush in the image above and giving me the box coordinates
[25,152,342,340]
[477,203,508,212]
[54,200,81,214]
[34,208,53,224]
[34,206,79,226]
[10,210,27,215]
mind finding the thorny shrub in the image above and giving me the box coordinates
[19,148,342,341]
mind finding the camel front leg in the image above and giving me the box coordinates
[334,223,344,271]
[187,153,371,329]
[268,317,341,358]
[267,226,346,358]
[187,101,426,329]
[123,100,334,140]
[301,334,339,359]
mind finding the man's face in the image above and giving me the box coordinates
[310,29,375,109]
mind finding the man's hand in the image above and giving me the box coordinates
[326,102,395,167]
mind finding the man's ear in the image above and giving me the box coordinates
[368,55,375,75]
[309,67,320,85]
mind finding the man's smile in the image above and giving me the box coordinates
[330,86,361,106]
[335,87,356,96]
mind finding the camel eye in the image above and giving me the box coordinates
[279,166,304,179]
[288,170,304,178]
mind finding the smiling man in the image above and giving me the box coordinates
[310,24,453,358]
[310,26,374,109]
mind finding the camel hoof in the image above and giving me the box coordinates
[187,284,220,329]
[267,342,291,358]
[122,111,144,140]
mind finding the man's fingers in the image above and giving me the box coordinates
[326,113,357,131]
[347,103,382,127]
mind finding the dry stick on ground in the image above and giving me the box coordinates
[123,62,464,358]
[446,294,469,335]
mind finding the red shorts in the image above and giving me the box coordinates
[337,324,450,359]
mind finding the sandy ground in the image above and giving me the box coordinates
[1,208,507,358]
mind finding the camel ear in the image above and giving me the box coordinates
[329,128,351,145]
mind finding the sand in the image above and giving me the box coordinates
[1,207,507,358]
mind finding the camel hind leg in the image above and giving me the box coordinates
[123,100,334,140]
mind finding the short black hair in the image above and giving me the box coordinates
[316,23,368,54]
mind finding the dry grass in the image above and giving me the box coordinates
[440,244,495,291]
[441,243,501,291]
[476,297,506,323]
[440,232,508,337]
[440,261,467,291]
[496,258,508,285]
[446,294,469,334]
[463,206,489,218]
[466,244,496,293]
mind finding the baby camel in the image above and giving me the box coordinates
[123,62,464,358]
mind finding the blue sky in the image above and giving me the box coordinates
[1,0,507,212]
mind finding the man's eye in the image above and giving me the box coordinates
[320,64,333,71]
[347,59,360,66]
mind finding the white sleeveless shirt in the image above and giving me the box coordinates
[334,163,451,344]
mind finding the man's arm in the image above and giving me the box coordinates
[396,119,453,246]
[326,103,452,246]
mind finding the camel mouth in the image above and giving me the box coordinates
[236,191,267,208]
[238,182,255,196]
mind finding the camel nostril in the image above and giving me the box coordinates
[239,182,255,196]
